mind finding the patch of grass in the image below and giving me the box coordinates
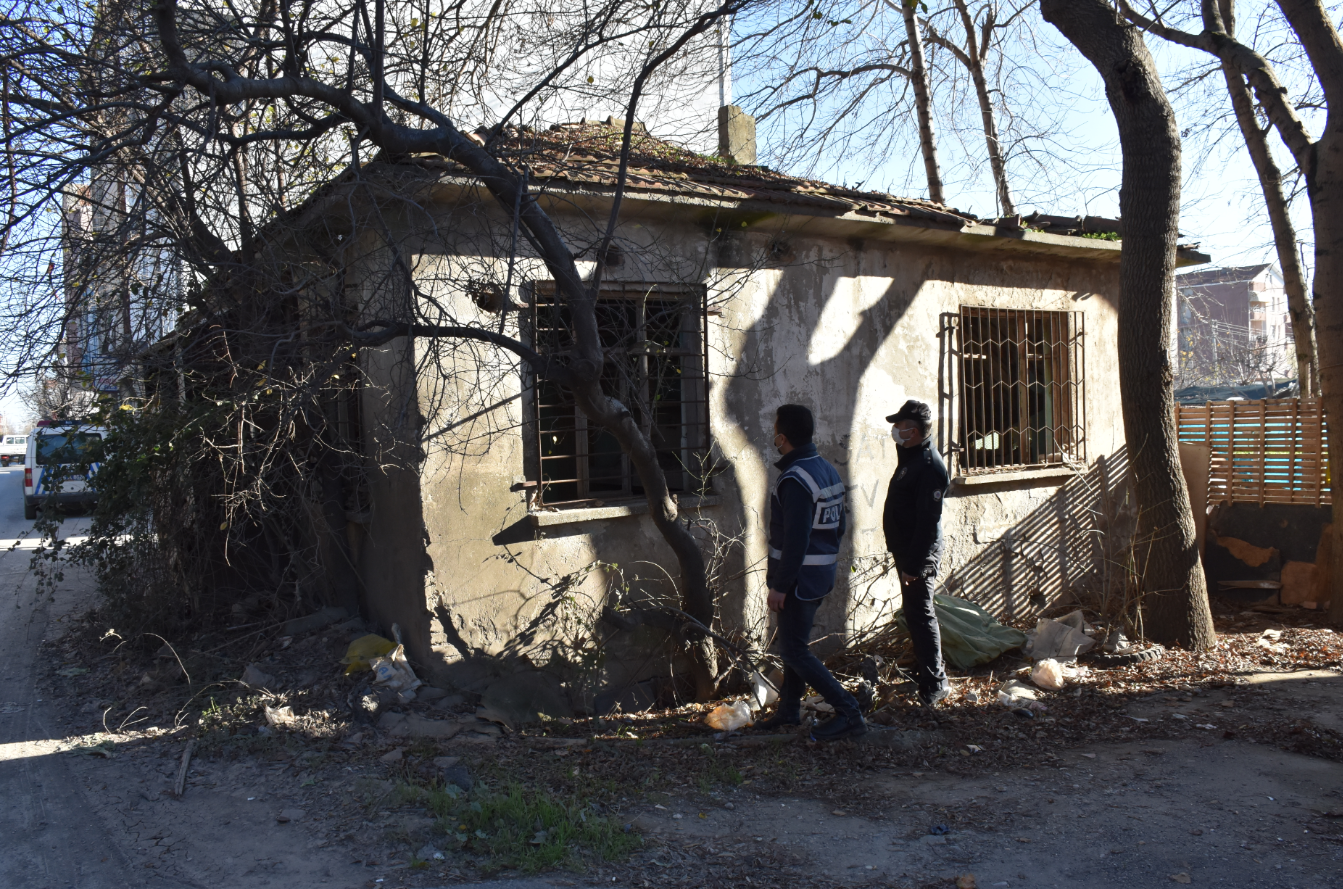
[423,781,640,873]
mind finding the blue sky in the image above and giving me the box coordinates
[739,2,1318,275]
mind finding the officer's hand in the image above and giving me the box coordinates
[900,572,916,585]
[767,589,787,612]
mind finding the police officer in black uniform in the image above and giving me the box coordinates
[882,399,951,707]
[756,404,866,741]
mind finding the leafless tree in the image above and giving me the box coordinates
[734,1,1079,214]
[1041,0,1216,649]
[1111,0,1343,626]
[922,0,1034,216]
[901,0,947,203]
[732,1,944,198]
[0,0,760,695]
[19,363,97,423]
[1175,313,1294,390]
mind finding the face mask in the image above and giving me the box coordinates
[891,425,910,445]
[774,433,787,454]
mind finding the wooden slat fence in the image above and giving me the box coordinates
[1176,398,1330,506]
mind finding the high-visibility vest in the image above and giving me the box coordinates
[767,453,846,600]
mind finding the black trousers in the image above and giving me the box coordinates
[775,591,861,719]
[901,573,948,692]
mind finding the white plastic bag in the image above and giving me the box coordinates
[1031,658,1065,691]
[997,678,1039,707]
[1029,618,1096,660]
[749,671,779,712]
[369,643,423,696]
[704,701,754,731]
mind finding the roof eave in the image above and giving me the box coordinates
[433,177,1209,266]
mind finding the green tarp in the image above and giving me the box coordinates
[897,593,1027,671]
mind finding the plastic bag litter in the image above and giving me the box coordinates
[1031,658,1065,690]
[704,701,753,732]
[897,594,1027,671]
[369,644,422,700]
[341,634,396,674]
[1025,617,1096,661]
[997,678,1039,708]
[749,671,779,712]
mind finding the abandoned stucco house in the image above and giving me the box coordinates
[283,120,1208,713]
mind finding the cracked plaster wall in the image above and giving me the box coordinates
[352,204,1124,699]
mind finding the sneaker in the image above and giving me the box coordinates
[810,712,867,742]
[752,710,801,732]
[918,683,951,708]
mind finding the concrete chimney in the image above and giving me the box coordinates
[718,105,756,166]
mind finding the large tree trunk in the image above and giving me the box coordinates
[953,0,1014,216]
[1217,0,1318,394]
[1318,134,1343,626]
[1042,0,1215,649]
[1268,0,1343,628]
[902,1,945,204]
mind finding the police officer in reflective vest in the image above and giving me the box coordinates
[883,399,951,707]
[757,404,866,741]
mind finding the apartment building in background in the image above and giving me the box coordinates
[1175,263,1295,388]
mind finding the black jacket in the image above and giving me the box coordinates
[882,440,950,577]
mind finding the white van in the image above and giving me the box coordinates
[0,434,27,466]
[23,424,106,520]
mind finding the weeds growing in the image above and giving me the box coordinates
[394,779,641,872]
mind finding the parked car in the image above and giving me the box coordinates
[23,424,106,520]
[0,434,27,466]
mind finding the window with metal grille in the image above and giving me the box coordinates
[528,282,709,505]
[953,307,1086,472]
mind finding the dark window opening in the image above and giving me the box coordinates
[529,283,709,506]
[956,307,1085,472]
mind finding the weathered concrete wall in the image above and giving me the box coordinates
[352,197,1125,708]
[711,230,1123,647]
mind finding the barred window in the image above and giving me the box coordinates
[955,307,1086,472]
[529,283,709,506]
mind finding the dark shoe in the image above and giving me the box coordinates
[918,683,951,708]
[810,712,867,742]
[752,710,801,731]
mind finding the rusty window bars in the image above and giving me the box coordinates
[950,307,1087,473]
[527,282,710,506]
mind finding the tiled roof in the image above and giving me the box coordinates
[412,122,978,229]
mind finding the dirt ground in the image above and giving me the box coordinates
[5,506,1342,888]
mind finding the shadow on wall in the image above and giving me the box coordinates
[942,447,1133,621]
[716,239,921,657]
[427,513,747,719]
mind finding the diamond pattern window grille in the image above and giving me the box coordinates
[948,307,1087,473]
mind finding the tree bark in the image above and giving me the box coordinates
[1041,0,1215,649]
[1274,0,1343,633]
[1216,0,1317,393]
[953,0,1014,216]
[902,0,945,204]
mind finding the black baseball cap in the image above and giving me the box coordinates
[885,399,933,425]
